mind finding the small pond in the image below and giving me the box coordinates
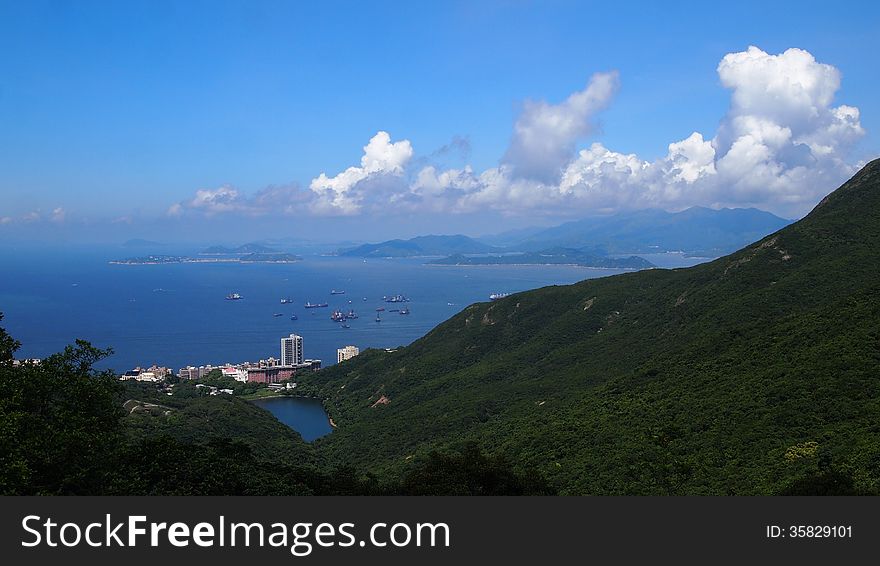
[251,397,333,442]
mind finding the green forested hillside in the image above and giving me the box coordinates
[304,159,880,495]
[122,389,317,466]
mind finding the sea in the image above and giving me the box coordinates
[0,245,711,373]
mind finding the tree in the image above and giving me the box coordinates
[0,317,123,494]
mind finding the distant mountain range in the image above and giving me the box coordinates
[336,207,792,264]
[509,207,792,256]
[430,249,654,269]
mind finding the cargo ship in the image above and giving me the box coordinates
[330,309,346,322]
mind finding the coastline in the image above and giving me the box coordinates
[242,393,289,400]
[424,262,648,270]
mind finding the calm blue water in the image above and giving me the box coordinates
[250,397,333,442]
[0,245,709,372]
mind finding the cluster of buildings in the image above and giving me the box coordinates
[119,365,172,382]
[174,334,322,385]
[118,334,361,385]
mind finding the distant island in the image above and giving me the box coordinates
[337,234,499,258]
[110,252,301,265]
[429,248,655,269]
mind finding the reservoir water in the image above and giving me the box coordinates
[250,396,333,442]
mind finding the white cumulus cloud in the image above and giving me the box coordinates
[503,72,619,183]
[187,186,243,215]
[309,131,413,215]
[434,46,866,217]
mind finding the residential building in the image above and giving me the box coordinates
[281,334,303,366]
[247,366,296,384]
[337,345,360,363]
[221,366,248,382]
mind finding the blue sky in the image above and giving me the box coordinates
[1,0,878,242]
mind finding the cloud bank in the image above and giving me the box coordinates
[168,46,866,221]
[167,183,310,217]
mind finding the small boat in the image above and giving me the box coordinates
[362,297,367,301]
[399,307,410,315]
[273,313,283,317]
[346,309,359,319]
[290,314,298,321]
[389,308,399,313]
[280,298,293,304]
[331,290,345,295]
[375,315,382,322]
[305,302,329,308]
[225,293,243,301]
[376,307,385,312]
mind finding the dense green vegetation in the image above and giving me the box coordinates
[0,317,546,494]
[2,160,879,495]
[302,159,880,495]
[122,385,315,466]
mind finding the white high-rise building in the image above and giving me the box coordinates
[337,345,359,364]
[281,334,303,366]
